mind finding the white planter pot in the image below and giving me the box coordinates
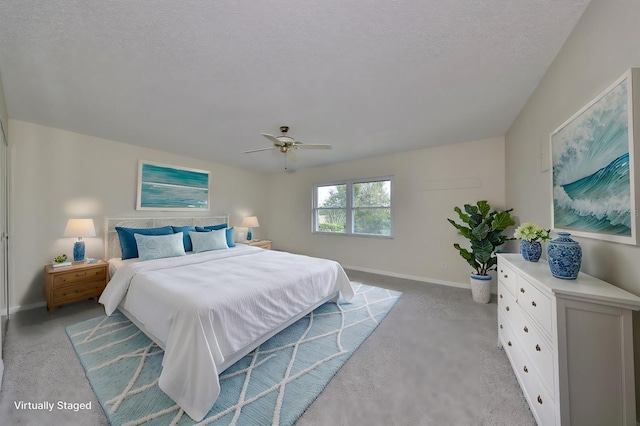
[470,274,492,304]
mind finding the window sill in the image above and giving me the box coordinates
[312,231,393,239]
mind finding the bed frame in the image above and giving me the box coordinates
[103,215,339,374]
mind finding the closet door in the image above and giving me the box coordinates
[0,121,7,390]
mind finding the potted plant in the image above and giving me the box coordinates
[447,200,515,303]
[513,222,550,262]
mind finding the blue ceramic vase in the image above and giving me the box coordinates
[520,240,542,262]
[547,232,581,280]
[73,240,85,262]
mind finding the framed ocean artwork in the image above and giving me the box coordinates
[550,68,639,245]
[136,160,210,211]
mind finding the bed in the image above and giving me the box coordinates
[98,216,354,421]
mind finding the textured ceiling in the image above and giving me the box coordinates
[0,0,591,173]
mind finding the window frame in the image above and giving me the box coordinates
[312,176,393,238]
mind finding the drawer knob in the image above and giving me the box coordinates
[499,294,503,299]
[520,287,525,293]
[507,341,512,347]
[500,269,503,273]
[536,344,541,352]
[523,326,528,333]
[503,274,508,278]
[537,395,543,405]
[506,306,510,311]
[531,301,537,307]
[523,365,528,373]
[500,324,503,329]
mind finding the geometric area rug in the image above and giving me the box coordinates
[66,283,402,426]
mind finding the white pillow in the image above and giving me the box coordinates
[189,229,229,253]
[134,232,186,261]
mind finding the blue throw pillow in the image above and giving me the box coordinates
[134,232,186,261]
[196,226,235,247]
[115,226,174,260]
[171,226,196,251]
[226,227,235,247]
[203,224,227,231]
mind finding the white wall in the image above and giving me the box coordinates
[506,0,640,295]
[505,0,640,414]
[9,120,270,310]
[268,136,507,286]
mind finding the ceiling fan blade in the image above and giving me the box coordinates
[261,133,281,145]
[296,144,332,150]
[242,147,277,154]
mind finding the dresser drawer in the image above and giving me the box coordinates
[509,336,557,426]
[517,275,552,335]
[498,262,517,296]
[53,267,107,288]
[509,299,554,397]
[498,282,517,320]
[500,311,555,426]
[52,280,106,305]
[498,312,518,356]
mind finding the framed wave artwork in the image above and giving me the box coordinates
[550,68,639,245]
[136,160,210,211]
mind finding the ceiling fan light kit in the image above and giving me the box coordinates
[242,125,332,170]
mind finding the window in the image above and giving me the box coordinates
[313,177,392,237]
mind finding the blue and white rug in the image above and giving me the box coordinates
[66,283,402,425]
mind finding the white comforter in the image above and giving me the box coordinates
[99,245,354,421]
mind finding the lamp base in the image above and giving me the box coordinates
[247,228,252,241]
[73,240,85,262]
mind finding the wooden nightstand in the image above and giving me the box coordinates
[247,239,272,250]
[44,261,109,313]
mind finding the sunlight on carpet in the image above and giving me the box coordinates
[66,283,401,425]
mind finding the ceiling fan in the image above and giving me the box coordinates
[242,126,332,170]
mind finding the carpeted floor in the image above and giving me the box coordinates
[0,270,535,425]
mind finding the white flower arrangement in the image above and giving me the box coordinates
[513,222,550,242]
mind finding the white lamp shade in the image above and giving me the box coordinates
[63,218,96,238]
[241,216,260,228]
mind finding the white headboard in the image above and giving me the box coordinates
[104,215,230,260]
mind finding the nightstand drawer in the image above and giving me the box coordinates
[53,267,107,287]
[52,280,106,305]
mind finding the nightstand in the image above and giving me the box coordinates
[44,261,109,313]
[247,239,272,250]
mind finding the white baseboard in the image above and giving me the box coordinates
[9,301,46,315]
[342,264,470,290]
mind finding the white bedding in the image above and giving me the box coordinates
[99,245,354,421]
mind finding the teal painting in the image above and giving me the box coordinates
[137,161,209,210]
[551,69,637,245]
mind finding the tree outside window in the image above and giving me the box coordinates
[314,178,392,236]
[317,184,347,233]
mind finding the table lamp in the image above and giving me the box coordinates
[240,216,259,241]
[63,218,96,262]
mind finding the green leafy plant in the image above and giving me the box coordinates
[447,200,515,276]
[54,254,68,263]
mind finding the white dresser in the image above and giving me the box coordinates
[497,254,640,426]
